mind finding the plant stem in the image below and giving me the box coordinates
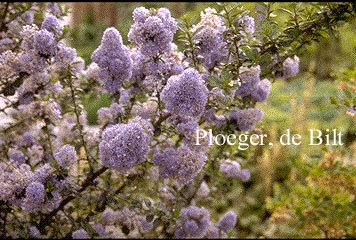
[67,73,93,172]
[36,166,108,234]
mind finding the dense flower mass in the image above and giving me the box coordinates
[25,182,46,205]
[161,68,208,118]
[34,29,57,58]
[175,206,211,238]
[229,108,264,131]
[41,15,62,35]
[54,144,78,168]
[92,27,133,92]
[219,160,251,182]
[99,119,152,173]
[251,78,272,102]
[235,65,261,98]
[153,144,207,187]
[218,211,237,231]
[238,15,255,36]
[191,8,228,69]
[128,7,177,57]
[283,55,300,79]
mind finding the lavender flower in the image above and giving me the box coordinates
[41,15,62,35]
[25,182,46,205]
[283,55,300,79]
[46,3,62,18]
[136,216,153,233]
[153,144,207,187]
[235,65,261,98]
[218,211,237,231]
[191,8,227,69]
[18,51,47,74]
[72,229,90,239]
[92,27,133,92]
[54,144,78,168]
[29,163,55,183]
[238,15,255,36]
[219,160,241,178]
[0,164,32,201]
[55,44,77,66]
[175,206,211,238]
[239,169,251,182]
[176,119,199,139]
[161,68,208,118]
[204,223,227,238]
[251,78,272,102]
[97,102,125,125]
[21,11,34,25]
[28,226,41,238]
[34,29,57,58]
[128,7,177,57]
[196,181,210,198]
[9,150,26,164]
[132,7,150,23]
[229,108,264,131]
[220,160,251,182]
[99,119,152,173]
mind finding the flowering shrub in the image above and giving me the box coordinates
[0,2,355,238]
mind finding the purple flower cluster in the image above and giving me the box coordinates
[41,15,62,35]
[99,119,152,173]
[192,8,228,69]
[54,144,78,168]
[0,161,63,214]
[161,68,208,118]
[127,8,182,93]
[34,29,57,58]
[235,65,272,102]
[128,7,177,57]
[175,206,237,238]
[25,182,46,205]
[218,211,237,232]
[175,206,211,238]
[99,207,153,235]
[92,27,133,92]
[229,108,264,131]
[219,159,251,182]
[238,15,255,36]
[97,102,125,126]
[153,144,207,187]
[282,55,300,79]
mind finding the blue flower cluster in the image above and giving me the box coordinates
[161,68,208,118]
[229,108,264,131]
[192,8,228,70]
[92,27,133,92]
[153,144,207,187]
[99,119,152,173]
[128,7,177,57]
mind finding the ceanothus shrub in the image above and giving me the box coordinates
[0,2,354,239]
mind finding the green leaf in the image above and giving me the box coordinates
[353,96,356,106]
[344,98,351,107]
[343,89,353,99]
[330,96,338,104]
